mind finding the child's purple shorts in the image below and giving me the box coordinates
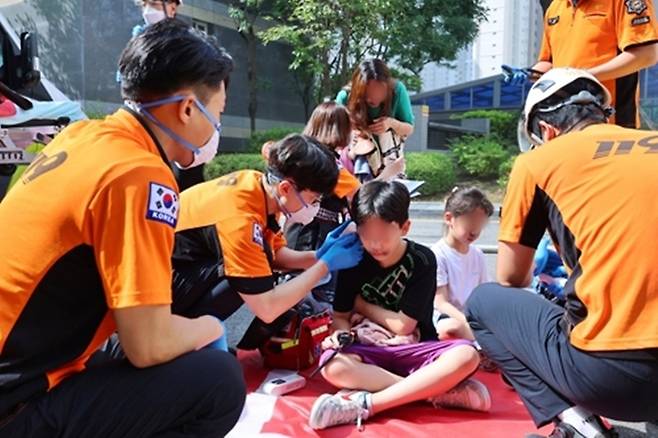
[320,339,474,377]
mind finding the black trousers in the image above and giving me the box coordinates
[171,262,295,351]
[466,283,658,427]
[0,349,246,437]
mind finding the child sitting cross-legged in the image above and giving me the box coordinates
[308,181,491,431]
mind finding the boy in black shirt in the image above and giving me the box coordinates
[309,181,491,430]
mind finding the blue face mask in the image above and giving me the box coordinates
[129,94,222,156]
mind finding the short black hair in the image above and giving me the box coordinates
[118,19,233,103]
[445,186,494,217]
[267,134,339,195]
[529,78,607,138]
[351,181,410,227]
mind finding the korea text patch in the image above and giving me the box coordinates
[147,182,179,227]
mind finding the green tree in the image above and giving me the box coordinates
[261,0,487,101]
[229,0,269,134]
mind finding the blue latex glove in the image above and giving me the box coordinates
[316,220,354,260]
[206,317,229,352]
[502,64,530,86]
[318,233,364,272]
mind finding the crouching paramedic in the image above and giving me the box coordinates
[0,20,245,437]
[171,134,364,343]
[466,68,658,438]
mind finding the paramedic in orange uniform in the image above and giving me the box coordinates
[171,134,364,345]
[467,68,658,438]
[505,0,658,128]
[0,20,246,437]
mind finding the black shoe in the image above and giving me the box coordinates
[526,420,618,438]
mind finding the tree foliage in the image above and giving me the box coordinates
[261,0,487,102]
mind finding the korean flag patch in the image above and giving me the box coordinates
[146,182,179,228]
[252,223,264,247]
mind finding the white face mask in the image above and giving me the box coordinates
[143,5,166,25]
[272,180,321,226]
[130,94,222,169]
[175,129,219,169]
[288,202,321,226]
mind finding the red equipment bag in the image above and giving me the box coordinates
[259,310,331,370]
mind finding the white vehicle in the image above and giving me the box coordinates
[0,11,85,199]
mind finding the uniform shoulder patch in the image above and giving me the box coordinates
[625,0,648,15]
[252,223,264,247]
[146,182,179,228]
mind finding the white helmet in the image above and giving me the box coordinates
[519,68,612,151]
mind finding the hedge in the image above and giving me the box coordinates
[404,152,456,196]
[205,153,266,179]
[205,151,456,197]
[246,127,300,153]
[456,109,519,151]
[451,136,509,179]
[497,154,517,189]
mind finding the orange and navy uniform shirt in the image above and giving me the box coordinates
[500,123,658,352]
[174,170,287,298]
[0,108,177,417]
[539,0,658,128]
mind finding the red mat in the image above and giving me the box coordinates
[233,350,550,438]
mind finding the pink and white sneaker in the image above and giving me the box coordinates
[429,378,492,412]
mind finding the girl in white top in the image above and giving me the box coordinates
[431,187,493,340]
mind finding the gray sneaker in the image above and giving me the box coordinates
[308,391,372,430]
[429,378,492,412]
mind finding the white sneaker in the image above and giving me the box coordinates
[309,391,372,430]
[429,378,491,412]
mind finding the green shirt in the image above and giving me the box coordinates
[335,80,415,125]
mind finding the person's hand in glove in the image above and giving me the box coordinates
[318,233,364,272]
[502,64,531,86]
[205,317,229,352]
[316,220,357,260]
[502,64,544,86]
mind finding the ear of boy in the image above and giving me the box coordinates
[400,219,411,236]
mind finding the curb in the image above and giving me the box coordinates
[409,201,501,219]
[409,201,443,218]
